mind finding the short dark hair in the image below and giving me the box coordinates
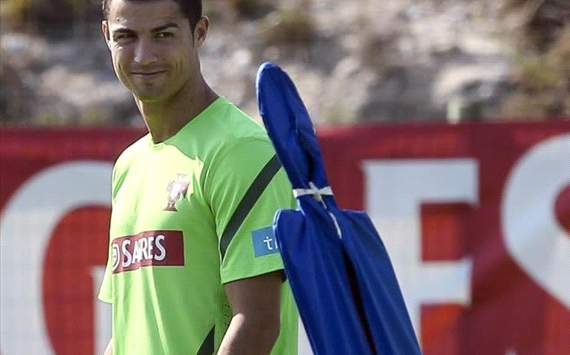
[102,0,202,30]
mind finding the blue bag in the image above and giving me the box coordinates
[256,62,422,355]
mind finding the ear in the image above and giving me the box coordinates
[193,16,209,48]
[102,20,112,50]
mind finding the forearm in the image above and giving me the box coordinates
[217,314,279,355]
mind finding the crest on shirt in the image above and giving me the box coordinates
[164,173,190,211]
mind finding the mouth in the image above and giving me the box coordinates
[130,71,167,78]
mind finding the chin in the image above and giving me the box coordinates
[133,89,168,103]
[135,94,163,103]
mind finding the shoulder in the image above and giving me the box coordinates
[210,133,275,178]
[208,98,269,144]
[173,98,269,159]
[115,134,148,165]
[112,134,149,185]
[200,101,279,188]
[182,98,274,169]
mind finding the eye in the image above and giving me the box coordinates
[155,32,174,39]
[113,33,134,42]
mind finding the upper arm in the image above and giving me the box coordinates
[224,270,283,325]
[219,271,285,354]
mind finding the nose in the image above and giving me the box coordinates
[133,38,157,65]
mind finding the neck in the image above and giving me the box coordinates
[135,76,218,144]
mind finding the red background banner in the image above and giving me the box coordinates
[1,122,569,355]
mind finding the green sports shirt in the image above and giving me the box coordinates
[98,97,298,355]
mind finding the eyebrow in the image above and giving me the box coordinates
[112,27,134,34]
[151,23,179,32]
[112,23,179,34]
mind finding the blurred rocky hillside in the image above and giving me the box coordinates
[0,0,568,126]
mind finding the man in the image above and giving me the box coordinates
[98,0,298,354]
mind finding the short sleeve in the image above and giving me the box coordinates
[98,245,113,303]
[205,138,295,284]
[98,163,120,304]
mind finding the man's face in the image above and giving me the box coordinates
[102,0,206,102]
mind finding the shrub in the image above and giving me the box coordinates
[226,0,274,19]
[260,6,316,46]
[501,24,570,118]
[0,0,100,31]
